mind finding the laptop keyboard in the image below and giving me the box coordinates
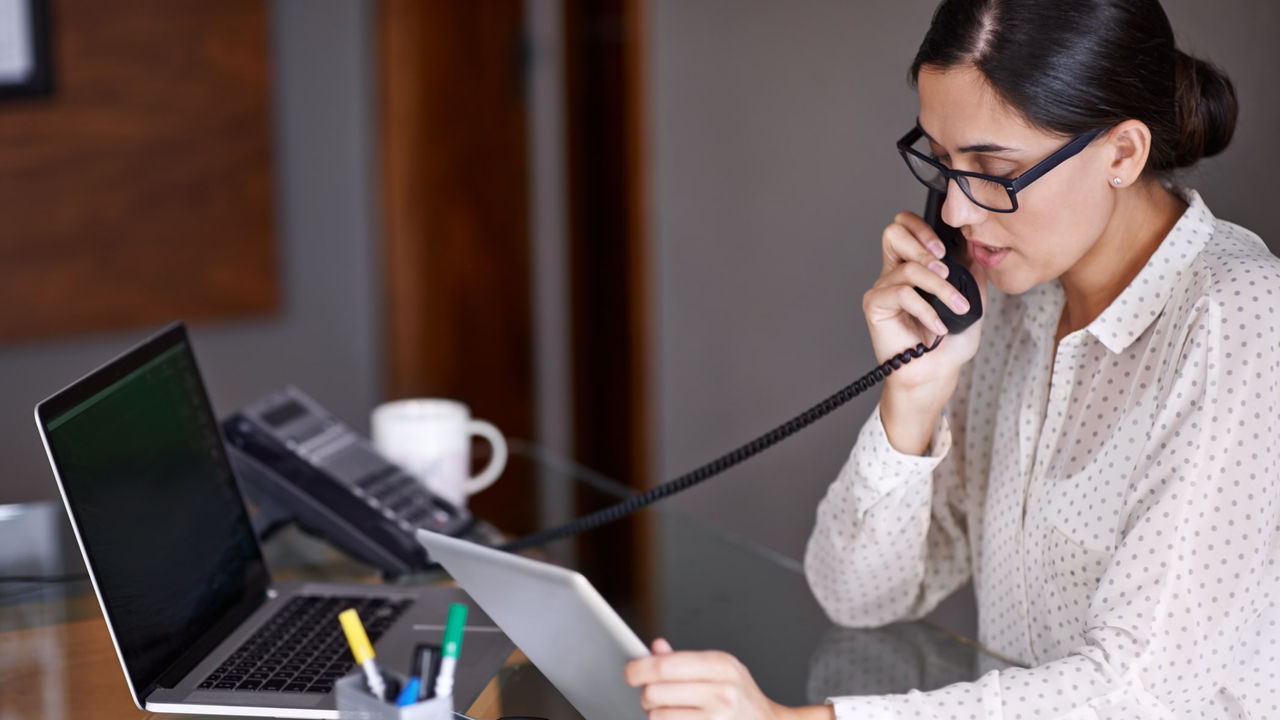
[198,595,412,694]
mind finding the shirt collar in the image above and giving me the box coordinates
[1086,189,1214,354]
[1017,189,1214,355]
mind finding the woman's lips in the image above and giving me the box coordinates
[969,240,1010,269]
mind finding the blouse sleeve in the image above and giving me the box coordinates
[825,296,1280,718]
[803,361,974,628]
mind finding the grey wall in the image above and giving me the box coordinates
[648,0,1280,631]
[0,0,383,504]
[650,0,948,561]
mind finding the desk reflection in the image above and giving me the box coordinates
[807,622,1013,703]
[2,446,1014,719]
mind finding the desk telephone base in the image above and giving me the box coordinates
[224,386,477,578]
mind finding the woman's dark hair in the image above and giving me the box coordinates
[909,0,1237,175]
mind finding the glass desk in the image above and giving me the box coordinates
[0,444,1012,719]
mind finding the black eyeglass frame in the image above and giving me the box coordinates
[896,124,1108,213]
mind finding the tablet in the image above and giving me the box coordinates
[416,530,650,720]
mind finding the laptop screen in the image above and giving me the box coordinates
[37,324,268,699]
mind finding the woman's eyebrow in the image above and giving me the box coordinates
[960,142,1019,154]
[920,125,1019,154]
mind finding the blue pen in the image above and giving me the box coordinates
[396,677,422,707]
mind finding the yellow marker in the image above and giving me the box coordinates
[339,608,387,700]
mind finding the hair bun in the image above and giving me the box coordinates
[1172,50,1238,168]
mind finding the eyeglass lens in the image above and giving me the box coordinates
[904,135,1014,211]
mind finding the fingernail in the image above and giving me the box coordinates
[928,260,949,278]
[928,241,946,259]
[933,318,949,335]
[952,293,970,313]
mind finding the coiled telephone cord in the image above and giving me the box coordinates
[500,336,944,553]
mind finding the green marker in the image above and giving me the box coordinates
[433,603,468,699]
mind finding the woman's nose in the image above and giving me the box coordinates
[941,178,988,229]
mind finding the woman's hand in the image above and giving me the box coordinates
[624,639,834,720]
[863,211,987,454]
[864,211,987,388]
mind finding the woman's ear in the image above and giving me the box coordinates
[1103,119,1153,188]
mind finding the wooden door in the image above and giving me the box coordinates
[377,0,652,603]
[379,0,536,534]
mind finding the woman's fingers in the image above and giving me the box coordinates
[646,710,704,720]
[862,281,945,338]
[863,265,969,339]
[879,259,971,316]
[639,681,740,712]
[883,211,946,272]
[873,211,973,340]
[626,649,744,687]
[893,210,948,251]
[625,645,788,720]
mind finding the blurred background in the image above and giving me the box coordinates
[0,0,1276,637]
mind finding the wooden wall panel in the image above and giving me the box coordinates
[0,0,276,342]
[379,0,536,534]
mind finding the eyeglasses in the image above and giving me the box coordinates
[896,123,1106,213]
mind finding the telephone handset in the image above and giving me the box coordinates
[223,191,985,570]
[916,188,984,334]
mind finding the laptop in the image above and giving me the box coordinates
[417,529,650,720]
[34,322,512,718]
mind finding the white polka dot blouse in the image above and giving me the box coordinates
[804,190,1280,719]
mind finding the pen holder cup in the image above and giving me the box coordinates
[334,672,454,720]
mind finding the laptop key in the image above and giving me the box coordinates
[197,594,414,691]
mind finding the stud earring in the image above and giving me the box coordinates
[1112,177,1123,186]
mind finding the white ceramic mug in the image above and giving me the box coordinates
[370,398,507,509]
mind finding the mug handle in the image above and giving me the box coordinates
[462,420,507,497]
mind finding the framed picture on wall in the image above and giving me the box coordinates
[0,0,53,100]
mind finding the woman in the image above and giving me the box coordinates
[626,0,1280,717]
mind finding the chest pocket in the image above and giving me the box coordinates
[1039,520,1111,627]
